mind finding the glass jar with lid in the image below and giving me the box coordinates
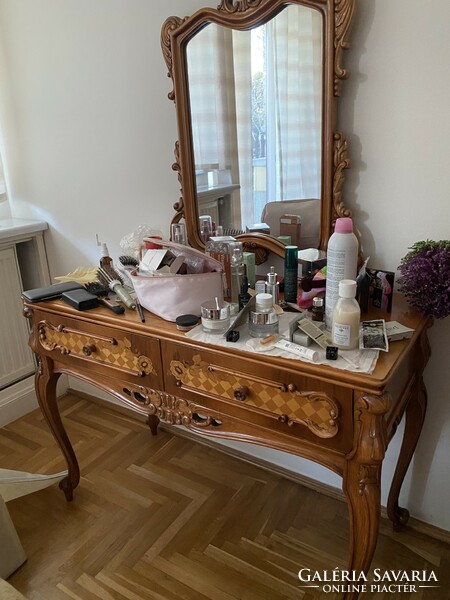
[249,293,279,338]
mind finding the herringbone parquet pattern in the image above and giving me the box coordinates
[1,393,449,599]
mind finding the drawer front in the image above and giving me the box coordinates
[162,341,353,452]
[35,313,163,388]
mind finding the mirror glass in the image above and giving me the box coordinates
[186,5,323,236]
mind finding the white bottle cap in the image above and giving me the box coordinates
[255,293,273,310]
[101,242,109,257]
[338,279,357,298]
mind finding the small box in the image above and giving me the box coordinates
[61,289,99,311]
[366,268,395,313]
[277,235,292,245]
[280,214,301,246]
[297,248,327,277]
[246,223,270,235]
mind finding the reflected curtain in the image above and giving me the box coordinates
[188,25,243,227]
[267,6,322,202]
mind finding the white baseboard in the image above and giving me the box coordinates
[0,377,38,427]
[0,374,69,427]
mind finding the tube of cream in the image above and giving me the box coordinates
[275,339,319,362]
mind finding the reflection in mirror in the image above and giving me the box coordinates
[187,5,323,238]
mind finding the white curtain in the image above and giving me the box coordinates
[267,6,322,202]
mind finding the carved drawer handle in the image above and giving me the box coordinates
[278,414,294,427]
[56,324,117,345]
[82,344,97,356]
[234,386,249,401]
[280,383,298,393]
[208,364,287,391]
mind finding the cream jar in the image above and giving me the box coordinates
[201,299,230,334]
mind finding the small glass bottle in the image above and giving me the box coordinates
[199,215,213,243]
[249,293,279,338]
[311,297,324,322]
[99,243,112,268]
[171,222,187,245]
[331,279,360,350]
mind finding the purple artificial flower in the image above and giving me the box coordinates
[398,241,450,319]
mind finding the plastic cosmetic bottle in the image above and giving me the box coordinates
[325,218,358,330]
[284,246,298,303]
[331,279,360,350]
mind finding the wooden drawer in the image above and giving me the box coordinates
[34,311,163,390]
[161,341,353,452]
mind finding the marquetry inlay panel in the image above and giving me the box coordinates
[38,321,155,376]
[170,355,338,439]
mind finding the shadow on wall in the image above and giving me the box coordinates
[404,318,450,527]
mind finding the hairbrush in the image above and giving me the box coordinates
[97,268,136,309]
[118,255,139,268]
[84,282,125,314]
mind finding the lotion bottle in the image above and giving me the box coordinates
[325,217,358,330]
[331,279,360,350]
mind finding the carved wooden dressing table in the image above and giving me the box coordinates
[23,295,430,600]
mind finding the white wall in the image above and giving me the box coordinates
[0,0,449,530]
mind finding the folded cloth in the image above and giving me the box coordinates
[0,578,28,600]
[186,313,379,374]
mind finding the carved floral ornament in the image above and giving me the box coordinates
[121,383,222,428]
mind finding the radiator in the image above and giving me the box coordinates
[0,247,35,390]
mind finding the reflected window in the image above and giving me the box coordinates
[187,5,322,229]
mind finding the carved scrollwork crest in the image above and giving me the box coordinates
[334,0,356,96]
[241,242,269,265]
[161,16,188,102]
[218,0,263,14]
[171,141,185,220]
[332,132,352,224]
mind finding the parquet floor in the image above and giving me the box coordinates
[0,393,449,599]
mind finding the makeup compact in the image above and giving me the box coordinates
[201,299,230,334]
[175,314,199,331]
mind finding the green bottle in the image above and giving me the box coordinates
[284,245,298,303]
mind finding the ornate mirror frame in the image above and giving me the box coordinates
[162,0,355,261]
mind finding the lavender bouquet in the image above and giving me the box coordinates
[398,240,450,319]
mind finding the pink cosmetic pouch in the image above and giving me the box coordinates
[130,240,224,322]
